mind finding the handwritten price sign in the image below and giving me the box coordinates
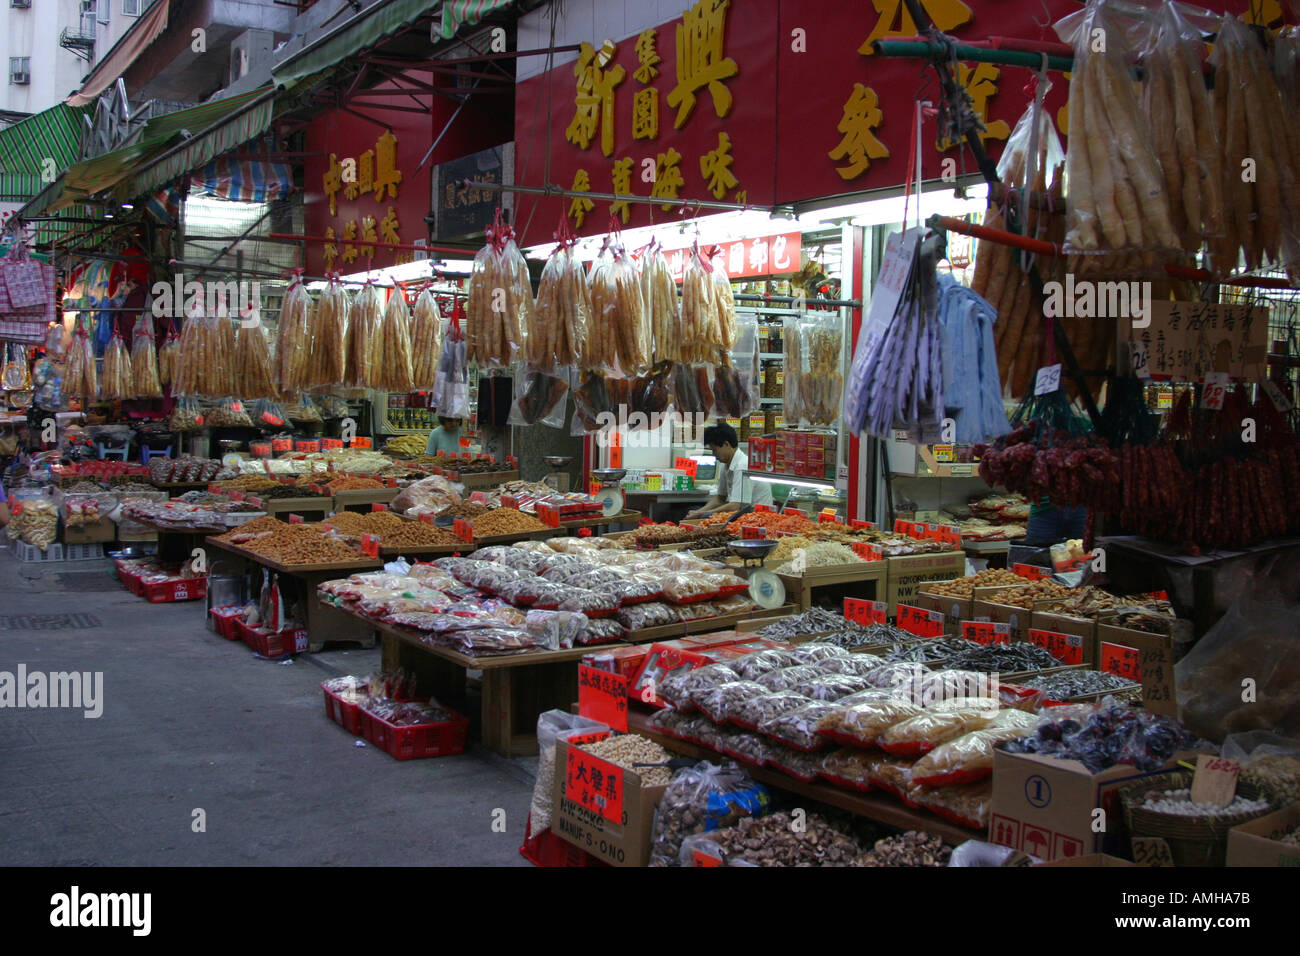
[897,605,943,638]
[453,519,475,543]
[1027,628,1084,666]
[288,514,303,524]
[850,541,882,561]
[1190,755,1240,808]
[849,519,876,530]
[371,502,388,512]
[1012,563,1051,581]
[1099,642,1141,682]
[844,597,887,626]
[578,664,628,732]
[962,621,1011,645]
[360,534,381,558]
[741,526,767,540]
[565,747,625,824]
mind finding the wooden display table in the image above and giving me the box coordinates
[206,538,380,651]
[776,562,887,610]
[332,487,400,513]
[628,710,980,846]
[354,613,619,757]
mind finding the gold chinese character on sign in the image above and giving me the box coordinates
[569,169,594,228]
[859,0,973,53]
[937,63,1010,150]
[380,206,401,245]
[699,131,739,199]
[566,41,626,157]
[634,28,661,83]
[324,226,338,271]
[373,131,402,201]
[341,220,359,264]
[344,149,374,201]
[445,182,458,211]
[650,147,685,210]
[610,158,634,224]
[360,215,377,259]
[828,83,889,180]
[323,154,343,216]
[667,0,738,129]
[632,88,659,141]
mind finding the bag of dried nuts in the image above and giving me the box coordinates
[648,761,771,867]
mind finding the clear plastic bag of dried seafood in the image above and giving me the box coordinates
[648,761,771,867]
[528,710,610,838]
[695,680,768,725]
[787,642,850,665]
[733,648,802,681]
[759,700,839,751]
[530,241,590,368]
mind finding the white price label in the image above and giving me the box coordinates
[1034,364,1062,396]
[1202,372,1230,410]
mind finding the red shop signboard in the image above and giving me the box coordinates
[512,0,1290,246]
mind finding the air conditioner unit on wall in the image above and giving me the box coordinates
[11,0,34,11]
[11,72,30,85]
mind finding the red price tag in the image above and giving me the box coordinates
[897,605,943,638]
[351,436,372,449]
[566,731,610,748]
[230,401,244,413]
[844,597,886,625]
[929,524,962,547]
[1027,628,1083,666]
[501,495,519,510]
[453,518,475,543]
[247,496,264,509]
[271,438,291,452]
[1146,590,1169,601]
[849,519,876,530]
[578,664,628,732]
[1012,563,1051,581]
[741,525,767,540]
[207,484,220,494]
[10,501,21,516]
[1099,642,1142,682]
[753,504,774,513]
[289,514,304,524]
[565,747,625,824]
[360,534,381,558]
[850,541,881,561]
[894,518,914,535]
[537,503,561,528]
[371,502,388,513]
[506,455,517,468]
[230,491,245,502]
[674,457,698,477]
[385,477,397,488]
[470,491,488,504]
[962,620,1011,645]
[692,850,724,867]
[783,507,807,518]
[321,438,343,450]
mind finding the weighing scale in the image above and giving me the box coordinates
[542,455,573,492]
[589,467,627,518]
[726,539,786,610]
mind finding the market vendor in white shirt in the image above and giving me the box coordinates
[684,423,773,518]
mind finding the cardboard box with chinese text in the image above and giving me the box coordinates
[884,551,966,616]
[552,740,669,867]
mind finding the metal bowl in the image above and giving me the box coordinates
[590,467,626,484]
[543,456,574,468]
[726,538,779,561]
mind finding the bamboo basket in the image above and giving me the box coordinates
[1119,770,1271,867]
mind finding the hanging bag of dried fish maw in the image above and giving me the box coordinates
[783,314,807,424]
[507,365,570,428]
[711,261,738,353]
[65,326,98,400]
[210,312,239,398]
[1056,0,1180,252]
[584,248,620,372]
[100,330,133,400]
[432,299,469,419]
[310,276,349,387]
[679,246,718,364]
[714,313,759,417]
[345,282,384,388]
[234,308,277,399]
[802,311,843,425]
[531,242,591,369]
[609,244,650,374]
[130,314,162,398]
[410,286,443,389]
[376,284,414,392]
[1211,17,1299,274]
[465,241,495,367]
[157,321,179,389]
[171,301,204,397]
[277,273,313,395]
[641,241,679,363]
[1139,3,1225,256]
[466,218,532,368]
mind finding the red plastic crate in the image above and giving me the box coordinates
[519,823,608,867]
[241,622,308,658]
[322,683,364,735]
[360,707,469,760]
[142,577,207,603]
[210,606,243,641]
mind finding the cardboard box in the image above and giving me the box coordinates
[885,551,967,615]
[1226,805,1300,867]
[62,517,115,544]
[972,586,1033,643]
[990,750,1189,862]
[552,740,668,867]
[1039,854,1138,867]
[1095,622,1178,717]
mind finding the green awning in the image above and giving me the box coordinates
[273,0,441,90]
[438,0,513,40]
[0,104,87,202]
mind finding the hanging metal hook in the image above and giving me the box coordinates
[1031,0,1051,29]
